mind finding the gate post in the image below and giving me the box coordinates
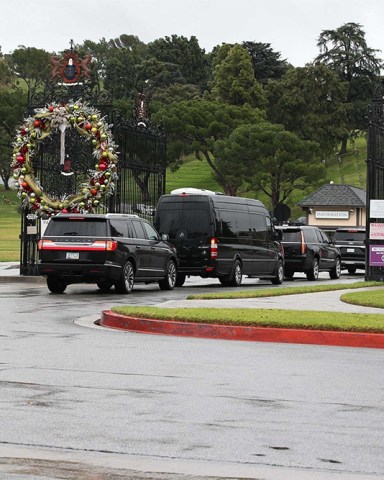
[365,80,384,281]
[19,208,40,276]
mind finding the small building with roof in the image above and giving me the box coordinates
[297,183,366,229]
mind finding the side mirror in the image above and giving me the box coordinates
[161,233,169,241]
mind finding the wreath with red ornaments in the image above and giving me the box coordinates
[11,101,118,215]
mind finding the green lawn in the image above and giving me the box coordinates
[187,282,383,300]
[0,187,21,262]
[166,155,222,193]
[111,305,384,333]
[341,289,384,309]
[112,283,384,333]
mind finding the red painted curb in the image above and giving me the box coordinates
[100,310,384,349]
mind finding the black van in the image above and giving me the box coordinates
[154,189,284,287]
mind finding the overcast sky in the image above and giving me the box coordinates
[1,0,382,67]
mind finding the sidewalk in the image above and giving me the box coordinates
[0,262,45,283]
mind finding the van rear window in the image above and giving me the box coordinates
[44,218,108,237]
[157,209,211,239]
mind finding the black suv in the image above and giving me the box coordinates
[38,213,178,294]
[333,227,366,274]
[275,225,341,281]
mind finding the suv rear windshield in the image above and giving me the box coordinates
[280,230,302,242]
[334,231,365,242]
[45,218,108,237]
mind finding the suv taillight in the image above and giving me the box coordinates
[92,240,118,251]
[210,237,218,258]
[37,239,118,251]
[301,231,307,255]
[38,239,50,250]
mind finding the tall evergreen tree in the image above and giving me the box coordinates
[315,22,383,153]
[242,41,290,84]
[266,63,349,159]
[208,44,267,109]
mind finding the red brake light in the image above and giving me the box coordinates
[38,239,53,250]
[92,240,118,251]
[38,239,117,251]
[210,237,218,258]
[301,231,307,255]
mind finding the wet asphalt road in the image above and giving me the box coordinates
[0,273,384,479]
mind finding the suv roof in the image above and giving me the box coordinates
[335,227,365,232]
[276,225,319,230]
[54,213,141,219]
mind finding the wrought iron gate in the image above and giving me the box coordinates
[366,80,384,281]
[20,88,166,275]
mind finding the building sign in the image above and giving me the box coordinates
[369,245,384,266]
[370,223,384,240]
[370,200,384,218]
[315,210,349,219]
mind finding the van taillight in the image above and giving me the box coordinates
[301,231,307,255]
[210,237,218,258]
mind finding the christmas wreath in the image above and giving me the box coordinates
[11,101,118,215]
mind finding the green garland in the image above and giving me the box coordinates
[11,100,118,215]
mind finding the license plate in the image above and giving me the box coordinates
[347,248,355,253]
[66,252,79,260]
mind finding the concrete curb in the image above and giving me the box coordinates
[100,310,384,349]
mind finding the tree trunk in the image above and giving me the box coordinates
[340,136,348,155]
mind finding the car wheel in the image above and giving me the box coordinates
[47,277,67,294]
[175,272,186,287]
[220,259,243,287]
[159,260,177,290]
[271,259,284,285]
[115,260,134,294]
[97,280,113,292]
[306,258,319,281]
[347,267,357,274]
[330,257,341,279]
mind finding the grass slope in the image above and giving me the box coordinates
[166,156,222,193]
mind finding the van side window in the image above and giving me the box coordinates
[219,210,237,238]
[142,222,159,241]
[235,212,252,237]
[132,220,146,239]
[250,213,267,240]
[109,219,128,238]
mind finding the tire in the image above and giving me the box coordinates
[159,260,177,290]
[219,259,243,287]
[271,259,284,285]
[175,272,186,287]
[347,267,357,274]
[306,258,319,281]
[47,277,67,294]
[97,280,113,292]
[115,260,134,294]
[330,257,341,279]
